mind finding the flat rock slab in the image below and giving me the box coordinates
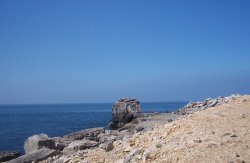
[65,140,99,151]
[0,151,20,162]
[63,127,105,140]
[5,148,59,163]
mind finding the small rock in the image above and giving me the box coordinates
[146,152,157,160]
[240,114,247,118]
[0,151,20,162]
[166,119,173,122]
[124,145,131,152]
[241,98,247,102]
[124,148,141,162]
[129,140,135,147]
[106,141,114,152]
[222,133,231,136]
[136,126,144,132]
[194,139,202,143]
[130,118,139,124]
[105,130,111,135]
[156,143,162,148]
[208,100,218,107]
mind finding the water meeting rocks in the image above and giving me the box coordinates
[0,151,20,162]
[24,134,56,154]
[5,148,59,163]
[109,98,141,129]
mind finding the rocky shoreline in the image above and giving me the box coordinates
[0,152,20,162]
[3,113,182,163]
[175,94,243,115]
[2,94,249,163]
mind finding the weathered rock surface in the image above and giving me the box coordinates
[176,94,242,115]
[5,148,59,163]
[14,94,250,163]
[97,133,116,143]
[4,99,181,163]
[55,95,249,163]
[0,151,20,162]
[109,98,140,129]
[63,127,105,141]
[36,95,250,163]
[38,111,182,162]
[105,141,114,152]
[24,134,56,154]
[51,137,70,151]
[63,140,99,153]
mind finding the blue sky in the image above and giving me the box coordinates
[0,0,250,104]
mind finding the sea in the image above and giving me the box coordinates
[0,102,186,154]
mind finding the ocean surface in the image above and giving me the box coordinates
[0,102,186,154]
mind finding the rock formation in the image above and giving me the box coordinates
[0,151,20,162]
[63,127,105,141]
[6,128,107,163]
[5,148,59,163]
[176,94,242,115]
[109,98,141,129]
[5,94,249,163]
[24,134,56,154]
[63,140,99,155]
[45,94,249,163]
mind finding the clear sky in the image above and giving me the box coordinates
[0,0,250,104]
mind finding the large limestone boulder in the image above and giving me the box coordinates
[5,148,59,163]
[24,134,56,154]
[109,98,140,129]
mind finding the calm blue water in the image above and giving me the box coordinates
[0,102,186,154]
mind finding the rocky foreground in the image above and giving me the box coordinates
[4,95,250,163]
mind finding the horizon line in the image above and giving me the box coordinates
[0,101,189,106]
